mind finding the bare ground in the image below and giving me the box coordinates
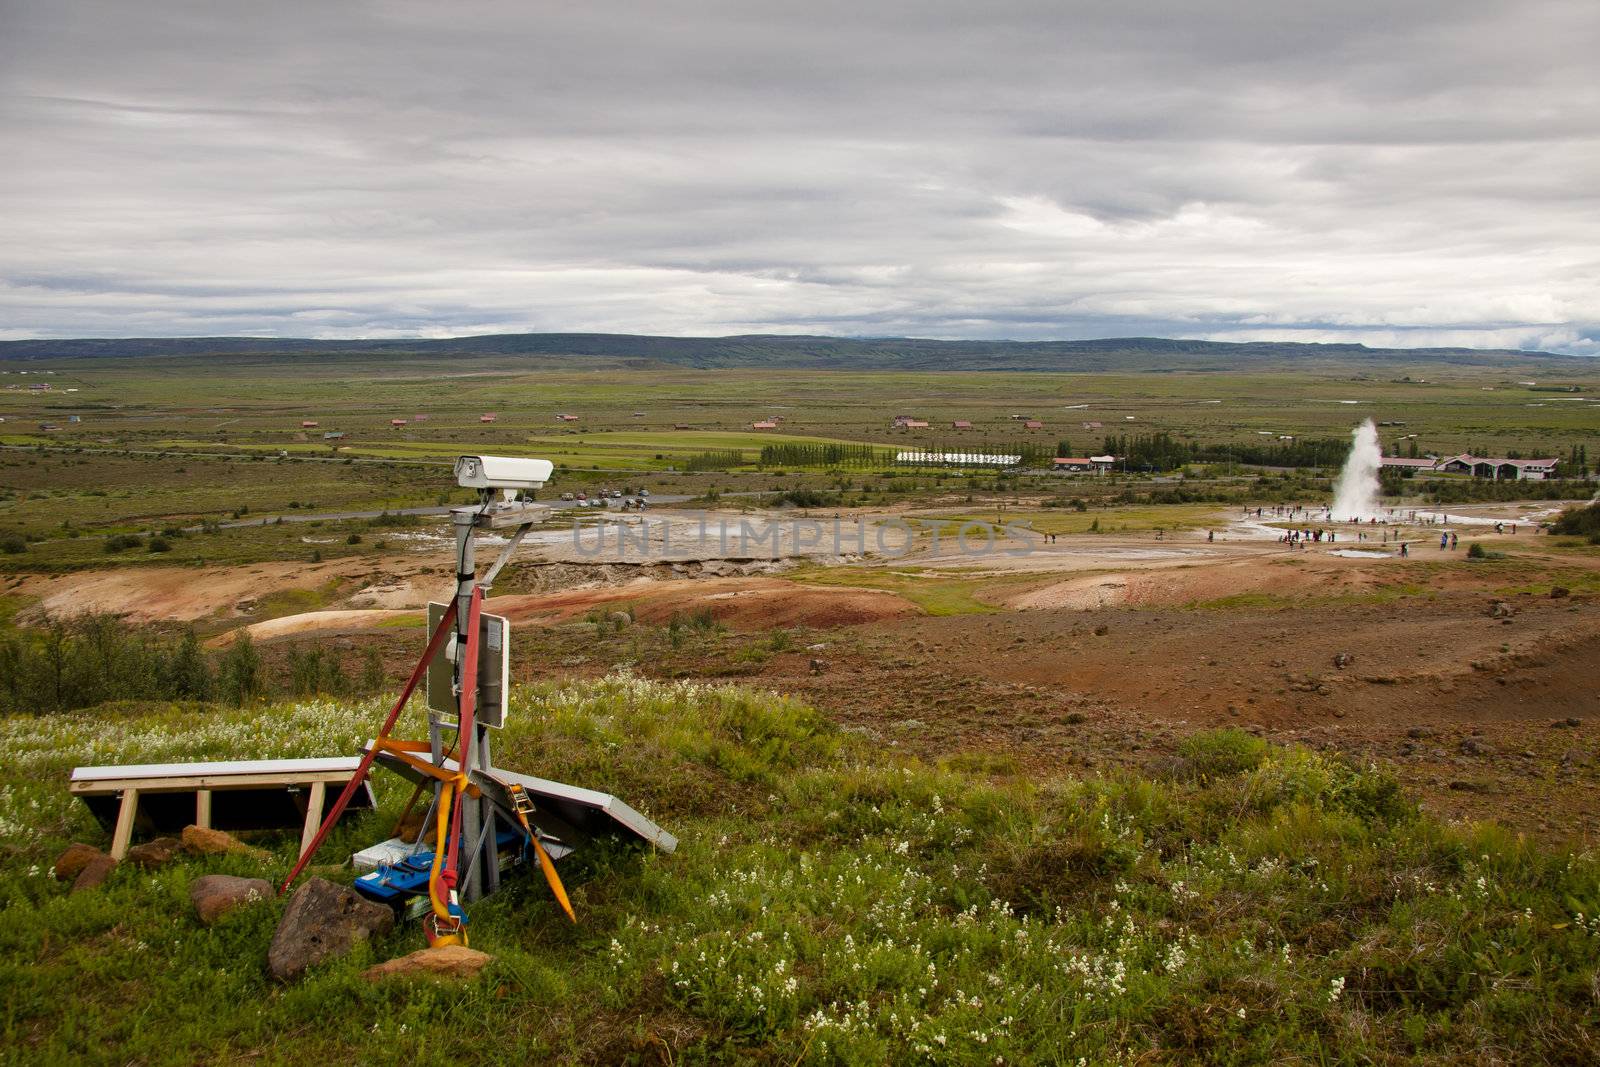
[18,511,1600,840]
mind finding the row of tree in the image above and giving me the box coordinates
[0,613,384,715]
[684,449,748,472]
[1089,432,1353,472]
[758,442,887,468]
[740,432,1591,476]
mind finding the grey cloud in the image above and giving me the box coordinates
[1,0,1597,351]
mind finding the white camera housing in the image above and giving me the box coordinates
[455,455,554,494]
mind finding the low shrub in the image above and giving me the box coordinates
[1173,728,1269,778]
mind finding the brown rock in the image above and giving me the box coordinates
[182,824,268,860]
[71,854,118,892]
[362,945,493,982]
[126,836,182,869]
[268,876,395,982]
[54,843,104,882]
[191,874,273,925]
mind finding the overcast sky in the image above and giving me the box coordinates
[3,1,1598,353]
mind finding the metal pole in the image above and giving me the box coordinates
[478,728,498,895]
[451,510,482,904]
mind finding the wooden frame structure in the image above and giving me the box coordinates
[69,757,375,860]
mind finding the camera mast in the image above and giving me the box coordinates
[280,456,674,947]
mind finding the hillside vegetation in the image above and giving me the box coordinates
[1,331,1583,372]
[2,677,1599,1063]
[1552,498,1600,542]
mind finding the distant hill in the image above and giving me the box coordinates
[0,332,1582,372]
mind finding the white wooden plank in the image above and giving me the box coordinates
[300,781,327,857]
[70,756,363,784]
[110,788,139,860]
[70,770,367,795]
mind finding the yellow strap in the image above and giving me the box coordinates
[425,780,466,947]
[531,834,577,924]
[507,787,577,924]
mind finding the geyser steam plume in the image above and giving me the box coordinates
[1331,419,1383,521]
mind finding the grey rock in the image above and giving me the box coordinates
[268,876,395,982]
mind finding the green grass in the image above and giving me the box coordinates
[6,353,1595,573]
[6,352,1595,465]
[1494,572,1600,596]
[373,613,427,629]
[923,504,1224,536]
[2,680,1599,1062]
[252,579,348,621]
[0,448,464,542]
[791,565,1011,616]
[0,519,427,574]
[1184,583,1434,612]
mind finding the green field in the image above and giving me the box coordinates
[3,677,1599,1062]
[4,352,1596,568]
[918,504,1226,537]
[5,353,1597,460]
[790,564,1015,615]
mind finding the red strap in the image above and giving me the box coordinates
[278,599,458,895]
[441,587,484,887]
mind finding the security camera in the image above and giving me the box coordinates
[455,455,554,495]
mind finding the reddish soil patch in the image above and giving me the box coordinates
[211,609,418,647]
[749,588,1600,841]
[30,527,1600,842]
[489,577,917,630]
[16,556,446,624]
